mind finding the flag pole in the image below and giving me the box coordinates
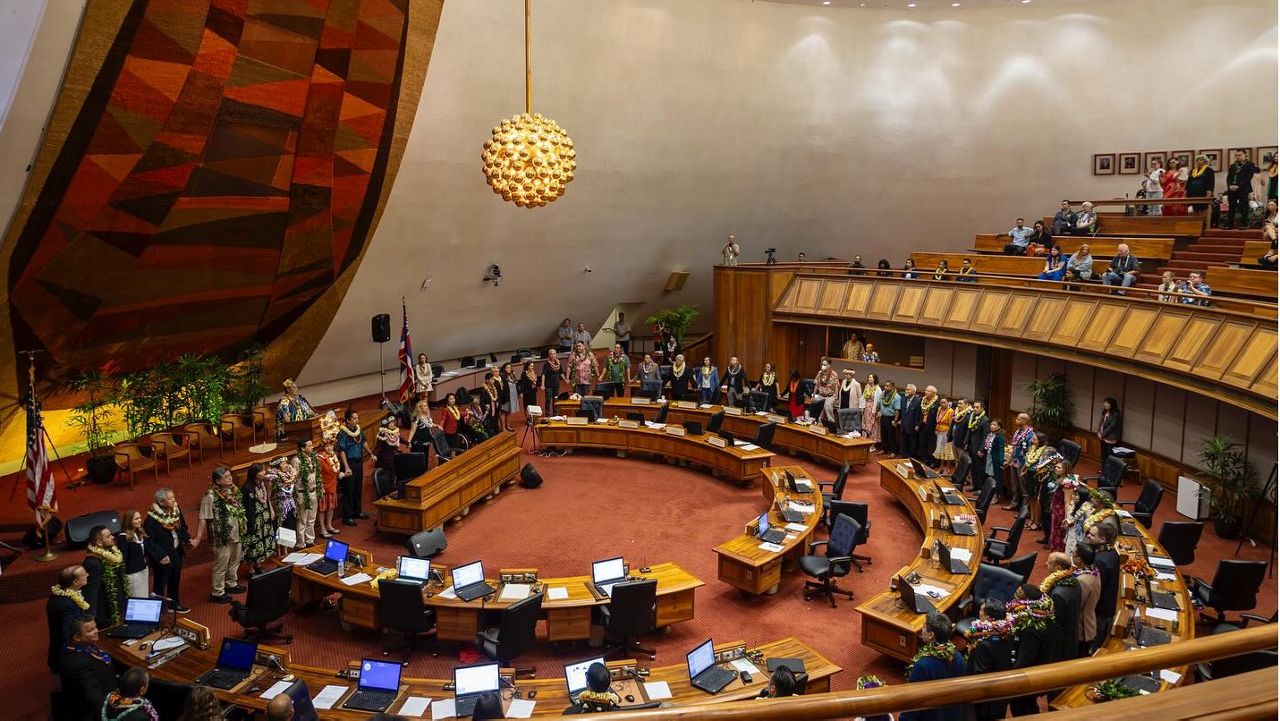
[21,351,59,562]
[35,506,57,562]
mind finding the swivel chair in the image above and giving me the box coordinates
[829,500,872,570]
[229,565,293,644]
[601,579,658,660]
[819,464,851,527]
[837,407,862,435]
[1195,611,1278,681]
[752,422,777,451]
[1191,560,1268,622]
[430,428,455,463]
[460,356,477,368]
[982,508,1028,564]
[1083,455,1128,497]
[431,364,444,379]
[477,592,543,665]
[1055,439,1081,467]
[1119,479,1164,529]
[1006,552,1038,585]
[626,411,645,422]
[379,579,438,663]
[969,477,999,525]
[1156,521,1204,570]
[955,563,1023,634]
[799,514,860,607]
[371,468,394,500]
[706,410,726,434]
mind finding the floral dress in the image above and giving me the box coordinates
[861,386,881,443]
[242,480,277,565]
[1050,473,1079,552]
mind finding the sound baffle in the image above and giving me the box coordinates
[520,463,543,488]
[371,313,392,342]
[406,527,447,558]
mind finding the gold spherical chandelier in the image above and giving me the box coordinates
[481,0,576,208]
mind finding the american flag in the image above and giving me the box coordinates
[25,370,56,524]
[398,300,415,403]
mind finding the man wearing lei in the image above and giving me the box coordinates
[59,616,119,720]
[194,466,247,604]
[1072,543,1102,656]
[1040,552,1082,661]
[965,598,1016,721]
[143,487,191,614]
[276,378,317,428]
[48,565,90,671]
[1007,584,1055,716]
[901,611,966,721]
[292,438,322,547]
[82,526,126,629]
[1086,522,1121,649]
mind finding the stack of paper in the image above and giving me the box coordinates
[506,699,536,718]
[400,697,431,716]
[340,572,373,586]
[260,680,293,700]
[1148,556,1176,570]
[731,658,761,675]
[547,586,570,600]
[784,522,808,532]
[950,548,974,564]
[788,501,816,514]
[913,583,949,598]
[500,583,531,601]
[643,681,673,699]
[282,552,323,565]
[1145,606,1179,623]
[431,698,457,719]
[312,685,349,710]
[740,443,760,451]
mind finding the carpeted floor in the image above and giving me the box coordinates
[2,403,1275,719]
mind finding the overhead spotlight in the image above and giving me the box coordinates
[823,0,831,4]
[952,1,960,5]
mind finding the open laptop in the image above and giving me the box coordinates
[195,638,258,690]
[343,658,402,712]
[932,479,965,506]
[687,638,736,694]
[934,540,970,575]
[947,514,977,536]
[283,679,320,721]
[454,662,501,717]
[592,557,628,598]
[783,470,814,493]
[1148,590,1180,612]
[564,656,606,704]
[450,560,494,602]
[396,555,431,585]
[896,576,937,615]
[911,458,940,479]
[777,496,807,524]
[105,597,164,639]
[306,538,349,576]
[756,512,786,545]
[718,430,737,445]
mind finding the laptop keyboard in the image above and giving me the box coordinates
[697,665,736,693]
[455,695,481,717]
[780,509,805,523]
[197,669,249,690]
[308,559,338,575]
[346,689,395,711]
[106,624,155,638]
[761,529,786,545]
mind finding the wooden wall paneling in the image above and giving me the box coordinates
[1048,299,1097,346]
[1123,376,1157,451]
[989,346,1014,424]
[893,285,928,321]
[1080,302,1127,348]
[1132,309,1192,365]
[1221,325,1277,390]
[714,267,736,369]
[768,270,799,307]
[971,291,1009,332]
[1150,387,1188,460]
[801,325,827,373]
[844,282,873,316]
[767,324,799,375]
[1250,353,1277,398]
[794,278,824,310]
[1106,306,1158,358]
[1180,393,1218,466]
[816,279,848,315]
[735,271,769,373]
[945,289,982,327]
[1163,315,1222,372]
[1019,295,1063,341]
[1194,321,1255,380]
[866,283,901,320]
[774,274,801,311]
[919,287,952,325]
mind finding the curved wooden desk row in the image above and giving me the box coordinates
[290,544,702,640]
[555,398,874,469]
[374,432,523,536]
[856,461,985,662]
[538,419,774,484]
[227,411,389,484]
[714,466,825,596]
[102,634,840,719]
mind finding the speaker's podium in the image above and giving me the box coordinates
[280,416,324,444]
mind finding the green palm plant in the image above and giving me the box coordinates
[644,304,699,342]
[1027,372,1072,442]
[1198,435,1258,535]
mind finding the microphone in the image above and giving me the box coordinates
[149,592,176,605]
[266,654,286,672]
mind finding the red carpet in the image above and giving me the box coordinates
[2,404,1274,719]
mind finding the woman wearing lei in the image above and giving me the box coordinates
[1007,584,1056,716]
[293,438,321,547]
[755,362,780,408]
[965,599,1017,721]
[539,348,562,410]
[82,525,126,629]
[316,436,342,538]
[102,668,161,721]
[902,611,966,720]
[1044,459,1078,552]
[241,463,277,573]
[47,565,90,671]
[269,457,299,548]
[669,353,690,401]
[463,393,491,444]
[1022,432,1060,536]
[413,352,434,403]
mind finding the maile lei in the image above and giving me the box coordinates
[907,641,957,676]
[1006,595,1054,632]
[87,543,124,625]
[147,503,181,529]
[1039,568,1079,594]
[296,450,319,510]
[210,486,247,545]
[51,584,89,610]
[880,390,898,410]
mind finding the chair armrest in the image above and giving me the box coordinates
[988,525,1012,538]
[219,418,236,432]
[817,481,834,490]
[114,448,130,463]
[148,438,165,453]
[1240,614,1271,627]
[807,540,829,553]
[1117,499,1136,508]
[828,555,854,566]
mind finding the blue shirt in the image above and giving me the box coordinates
[1179,281,1212,306]
[879,393,901,417]
[1008,225,1033,247]
[335,427,364,460]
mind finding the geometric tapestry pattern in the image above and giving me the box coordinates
[7,0,412,386]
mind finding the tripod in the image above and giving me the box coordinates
[376,340,389,407]
[521,410,542,453]
[1235,463,1277,578]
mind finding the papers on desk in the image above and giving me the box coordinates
[740,443,760,451]
[840,431,860,439]
[1160,669,1182,684]
[731,658,762,675]
[1148,556,1176,570]
[644,422,666,430]
[431,698,457,719]
[500,583,531,601]
[312,685,349,710]
[785,522,809,533]
[949,548,973,564]
[152,636,186,653]
[595,417,609,423]
[788,501,816,514]
[549,415,567,421]
[912,583,950,599]
[1154,571,1177,582]
[793,480,814,492]
[282,552,323,565]
[261,680,294,700]
[644,681,673,700]
[1116,509,1133,518]
[506,699,536,718]
[758,541,784,552]
[699,403,713,408]
[1144,606,1179,623]
[439,587,458,599]
[340,572,372,585]
[400,697,432,716]
[276,527,297,547]
[547,586,570,601]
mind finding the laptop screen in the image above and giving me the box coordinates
[592,557,625,584]
[216,639,258,672]
[358,659,402,692]
[933,539,948,562]
[397,556,430,582]
[324,538,349,562]
[564,657,605,696]
[687,639,716,680]
[451,561,484,590]
[454,663,500,697]
[124,597,164,624]
[757,512,770,537]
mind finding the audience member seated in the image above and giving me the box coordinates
[956,258,978,282]
[903,258,920,279]
[565,662,622,713]
[758,666,799,699]
[1027,220,1053,255]
[1101,243,1140,292]
[1064,243,1094,282]
[103,668,160,721]
[932,259,950,281]
[900,611,966,721]
[1260,212,1278,269]
[1071,201,1098,235]
[861,343,880,363]
[1004,217,1033,255]
[965,598,1016,721]
[1036,246,1065,281]
[876,258,893,276]
[849,255,867,274]
[1156,271,1178,302]
[1178,270,1212,306]
[1051,199,1077,235]
[58,615,118,721]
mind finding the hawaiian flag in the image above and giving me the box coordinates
[25,371,56,524]
[398,300,415,403]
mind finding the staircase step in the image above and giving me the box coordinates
[1201,229,1260,239]
[1189,243,1247,254]
[1173,251,1240,262]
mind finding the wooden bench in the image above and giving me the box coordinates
[975,234,1175,260]
[911,251,1083,277]
[1241,240,1272,264]
[1041,214,1203,238]
[1205,266,1278,300]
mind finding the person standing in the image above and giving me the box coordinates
[439,393,465,449]
[1097,397,1122,467]
[1143,157,1165,215]
[335,409,372,525]
[540,349,562,410]
[82,526,125,630]
[611,313,632,354]
[1047,460,1078,553]
[697,357,720,404]
[413,353,433,403]
[555,318,574,354]
[518,360,540,410]
[933,397,955,472]
[1073,543,1102,656]
[1087,523,1121,649]
[270,457,300,547]
[755,362,780,408]
[722,234,741,266]
[317,436,342,538]
[117,510,151,599]
[949,398,971,472]
[918,385,940,461]
[982,419,1006,497]
[841,333,865,361]
[669,353,690,401]
[293,439,321,548]
[877,380,901,455]
[58,616,118,721]
[1004,413,1035,510]
[1007,585,1055,717]
[144,488,190,614]
[240,463,276,575]
[837,369,862,412]
[813,358,839,426]
[899,383,923,459]
[194,466,245,603]
[965,599,1017,721]
[1041,552,1082,662]
[901,611,966,721]
[637,353,662,398]
[497,362,519,431]
[723,356,747,408]
[966,401,990,491]
[1226,149,1258,229]
[566,342,598,397]
[1186,154,1216,201]
[1163,157,1188,215]
[861,373,882,447]
[599,345,631,398]
[47,565,89,672]
[572,321,592,349]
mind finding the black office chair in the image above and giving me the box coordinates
[654,404,669,424]
[1119,479,1164,528]
[640,380,662,400]
[371,468,393,500]
[1191,560,1268,622]
[747,390,770,413]
[65,510,121,548]
[379,579,438,663]
[1157,521,1204,570]
[706,410,726,434]
[942,454,970,489]
[1006,552,1038,585]
[565,701,664,715]
[145,678,191,721]
[477,592,543,664]
[969,478,999,525]
[753,422,777,450]
[982,509,1027,564]
[626,411,645,422]
[517,348,533,359]
[229,565,293,644]
[1195,611,1279,681]
[955,563,1024,634]
[819,464,851,527]
[829,499,872,570]
[1055,439,1081,467]
[800,514,860,607]
[601,579,658,660]
[430,428,455,463]
[431,364,444,379]
[837,407,862,435]
[460,356,477,368]
[1083,455,1127,496]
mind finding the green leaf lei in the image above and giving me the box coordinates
[906,641,957,676]
[1006,595,1054,633]
[296,450,318,511]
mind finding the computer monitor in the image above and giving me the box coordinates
[451,560,485,590]
[123,597,164,624]
[581,396,605,419]
[216,638,258,672]
[564,656,606,697]
[454,662,501,697]
[592,557,626,584]
[686,639,716,681]
[756,512,770,538]
[397,556,431,583]
[682,421,703,436]
[284,679,319,721]
[324,538,349,563]
[358,659,402,692]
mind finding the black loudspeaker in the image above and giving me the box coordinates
[519,463,543,489]
[406,527,447,558]
[394,452,428,483]
[371,313,391,342]
[22,517,62,548]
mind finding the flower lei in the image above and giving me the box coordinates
[1086,507,1116,528]
[67,643,112,665]
[856,674,885,690]
[1006,595,1054,632]
[1039,568,1079,594]
[880,391,898,409]
[907,641,957,676]
[1191,163,1209,178]
[87,543,123,565]
[446,404,461,420]
[862,384,876,400]
[339,423,363,441]
[103,691,159,721]
[369,567,398,591]
[967,412,986,430]
[147,503,182,530]
[1067,501,1095,528]
[575,690,619,709]
[761,370,776,387]
[296,450,319,510]
[1074,566,1099,579]
[210,486,247,545]
[87,544,124,626]
[1121,556,1155,578]
[964,616,1013,644]
[51,584,89,610]
[921,396,939,416]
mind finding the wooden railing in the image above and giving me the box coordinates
[593,624,1278,719]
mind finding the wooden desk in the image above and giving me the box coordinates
[555,398,872,469]
[855,460,984,662]
[373,431,522,535]
[224,410,387,483]
[98,634,838,718]
[910,251,1063,277]
[1241,239,1271,264]
[1050,512,1196,709]
[538,419,774,484]
[714,466,824,595]
[973,234,1176,260]
[1205,266,1279,300]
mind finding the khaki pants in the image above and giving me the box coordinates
[820,394,837,423]
[296,501,318,547]
[212,541,242,596]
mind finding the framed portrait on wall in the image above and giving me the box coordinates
[1256,145,1277,165]
[1169,149,1192,169]
[1118,153,1141,175]
[1227,146,1253,163]
[1197,148,1223,172]
[1143,151,1167,171]
[1093,153,1115,175]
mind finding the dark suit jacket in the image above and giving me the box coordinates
[46,595,80,671]
[1013,626,1049,669]
[143,512,189,566]
[950,413,971,449]
[901,394,923,431]
[1094,550,1121,618]
[1049,583,1083,661]
[59,646,118,721]
[967,634,1016,718]
[117,533,150,575]
[1099,410,1123,444]
[82,556,123,630]
[966,414,990,456]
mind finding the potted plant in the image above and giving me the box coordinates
[1197,435,1258,539]
[644,304,699,342]
[1027,372,1073,443]
[66,370,118,484]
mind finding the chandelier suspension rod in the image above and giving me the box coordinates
[524,0,532,114]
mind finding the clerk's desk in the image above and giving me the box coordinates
[714,465,825,595]
[556,397,873,469]
[855,460,984,661]
[99,633,839,719]
[291,544,702,641]
[227,410,387,484]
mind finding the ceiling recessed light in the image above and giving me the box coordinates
[952,1,960,5]
[823,0,831,4]
[1022,0,1031,3]
[907,2,916,6]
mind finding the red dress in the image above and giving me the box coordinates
[318,451,339,511]
[439,406,461,435]
[1162,168,1186,215]
[786,379,805,419]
